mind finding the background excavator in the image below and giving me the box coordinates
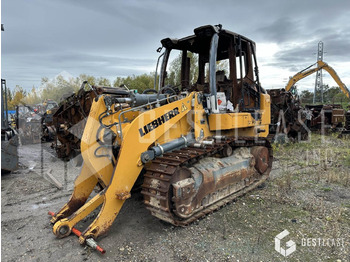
[284,60,350,98]
[287,61,350,133]
[267,60,350,140]
[49,24,273,252]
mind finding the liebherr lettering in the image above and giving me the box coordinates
[139,107,180,137]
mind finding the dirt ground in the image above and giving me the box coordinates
[1,134,350,262]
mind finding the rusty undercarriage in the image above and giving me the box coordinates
[142,137,273,225]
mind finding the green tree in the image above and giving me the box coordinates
[113,76,124,87]
[9,85,26,109]
[97,77,111,87]
[40,75,83,103]
[6,88,13,110]
[113,73,155,93]
[300,90,314,104]
[7,88,12,102]
[23,86,41,105]
[79,74,97,86]
[324,85,349,104]
[166,52,198,86]
[216,60,229,75]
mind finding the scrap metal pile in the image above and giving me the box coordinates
[52,82,129,159]
[16,105,42,144]
[15,100,58,145]
[268,59,350,141]
[267,88,350,142]
[267,88,310,142]
[305,104,346,132]
[41,100,58,142]
[345,109,350,133]
[340,108,350,137]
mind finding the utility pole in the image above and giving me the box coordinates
[313,41,324,104]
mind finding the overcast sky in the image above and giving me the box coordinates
[1,0,350,93]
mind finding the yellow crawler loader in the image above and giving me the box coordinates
[49,24,273,252]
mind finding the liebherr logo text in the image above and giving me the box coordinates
[139,107,180,137]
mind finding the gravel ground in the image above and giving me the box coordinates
[1,135,350,262]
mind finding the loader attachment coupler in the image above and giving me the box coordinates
[48,211,106,254]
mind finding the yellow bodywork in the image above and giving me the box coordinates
[51,91,270,242]
[208,93,270,137]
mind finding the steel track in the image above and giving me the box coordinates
[141,136,273,226]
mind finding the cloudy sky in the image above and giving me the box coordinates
[1,0,350,93]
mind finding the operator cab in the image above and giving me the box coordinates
[159,24,264,114]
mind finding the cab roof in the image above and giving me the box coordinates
[160,25,255,56]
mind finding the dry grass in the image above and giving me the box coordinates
[274,133,350,187]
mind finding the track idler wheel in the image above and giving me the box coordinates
[221,145,233,157]
[250,146,269,174]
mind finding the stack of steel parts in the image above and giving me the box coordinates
[305,104,346,132]
[52,83,129,159]
[267,88,310,142]
[16,105,42,144]
[15,100,58,144]
[338,108,350,138]
[41,100,59,142]
[345,109,350,132]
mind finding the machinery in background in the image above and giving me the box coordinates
[284,60,350,99]
[49,25,273,252]
[267,88,310,142]
[1,79,19,173]
[269,60,350,138]
[16,105,42,144]
[343,107,350,135]
[15,100,58,144]
[41,99,58,142]
[305,104,346,132]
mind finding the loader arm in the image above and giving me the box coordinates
[285,60,350,99]
[52,93,193,242]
